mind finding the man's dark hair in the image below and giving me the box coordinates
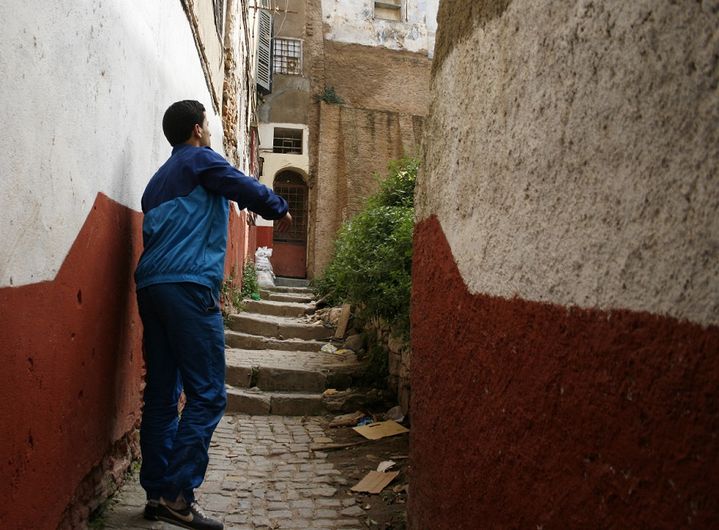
[162,100,206,146]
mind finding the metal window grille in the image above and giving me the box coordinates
[273,38,302,75]
[273,179,307,243]
[273,128,303,154]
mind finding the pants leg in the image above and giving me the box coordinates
[137,287,183,501]
[138,282,227,504]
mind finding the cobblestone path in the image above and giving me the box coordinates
[102,415,364,530]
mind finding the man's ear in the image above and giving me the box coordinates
[193,123,202,137]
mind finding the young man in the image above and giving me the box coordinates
[134,100,291,530]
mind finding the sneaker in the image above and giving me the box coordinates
[143,499,159,520]
[156,500,224,530]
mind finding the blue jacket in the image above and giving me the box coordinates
[134,144,288,292]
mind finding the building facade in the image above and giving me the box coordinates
[411,1,719,528]
[255,0,438,278]
[0,1,263,528]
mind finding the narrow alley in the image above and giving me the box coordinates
[2,1,717,529]
[102,281,408,530]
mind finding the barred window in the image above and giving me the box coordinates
[273,128,303,155]
[273,38,302,75]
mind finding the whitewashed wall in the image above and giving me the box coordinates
[0,0,225,287]
[321,0,438,56]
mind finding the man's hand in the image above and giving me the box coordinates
[275,212,293,232]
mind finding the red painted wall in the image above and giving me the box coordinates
[256,225,273,249]
[225,208,252,287]
[409,216,719,529]
[0,193,145,530]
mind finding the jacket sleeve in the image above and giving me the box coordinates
[196,148,289,220]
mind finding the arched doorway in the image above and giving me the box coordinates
[272,170,308,278]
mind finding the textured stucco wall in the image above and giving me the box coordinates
[411,1,719,528]
[312,103,423,277]
[259,76,312,124]
[0,0,225,288]
[321,0,438,56]
[419,0,719,326]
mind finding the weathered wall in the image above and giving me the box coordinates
[0,1,252,528]
[323,40,431,117]
[321,0,438,56]
[312,103,423,277]
[411,1,719,528]
[308,42,430,278]
[182,0,226,112]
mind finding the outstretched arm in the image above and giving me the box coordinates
[197,148,289,220]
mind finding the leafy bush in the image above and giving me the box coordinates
[221,275,243,322]
[315,86,344,105]
[316,157,418,336]
[240,261,260,300]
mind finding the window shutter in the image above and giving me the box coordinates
[256,9,272,92]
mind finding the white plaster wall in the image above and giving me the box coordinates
[0,0,225,287]
[321,0,438,56]
[420,1,719,327]
[256,122,309,226]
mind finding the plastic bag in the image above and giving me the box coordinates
[255,246,275,287]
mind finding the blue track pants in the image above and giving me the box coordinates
[136,282,227,503]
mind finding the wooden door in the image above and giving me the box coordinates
[272,171,307,278]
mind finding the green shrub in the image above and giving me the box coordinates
[316,157,418,336]
[220,275,243,322]
[241,261,260,300]
[315,86,344,104]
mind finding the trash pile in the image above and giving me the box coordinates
[313,406,408,495]
[317,405,411,528]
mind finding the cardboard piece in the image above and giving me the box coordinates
[334,303,352,339]
[351,471,400,494]
[353,420,409,440]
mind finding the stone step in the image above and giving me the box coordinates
[225,348,363,392]
[226,386,326,416]
[262,285,314,295]
[274,276,310,288]
[225,330,327,352]
[226,312,332,341]
[260,290,314,303]
[243,298,315,318]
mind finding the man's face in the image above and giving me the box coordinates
[198,113,211,147]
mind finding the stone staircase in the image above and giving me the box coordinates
[224,280,363,416]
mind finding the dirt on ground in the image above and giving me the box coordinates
[320,416,410,530]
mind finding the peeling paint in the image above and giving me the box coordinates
[320,0,437,56]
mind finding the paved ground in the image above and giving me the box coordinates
[102,415,364,530]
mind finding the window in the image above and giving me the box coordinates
[273,38,302,75]
[374,0,402,21]
[256,8,272,92]
[273,128,303,154]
